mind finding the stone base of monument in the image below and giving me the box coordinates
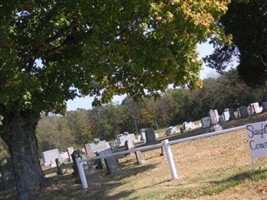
[209,124,223,132]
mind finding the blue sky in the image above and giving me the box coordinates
[66,42,219,111]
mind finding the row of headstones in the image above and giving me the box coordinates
[42,147,75,167]
[82,129,158,175]
[42,127,159,168]
[201,102,267,128]
[41,128,158,176]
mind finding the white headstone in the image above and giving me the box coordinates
[116,133,136,147]
[247,106,253,115]
[60,152,69,161]
[165,126,177,136]
[209,109,219,125]
[140,129,147,143]
[67,147,74,160]
[134,134,142,143]
[90,140,110,153]
[214,109,219,122]
[42,149,60,166]
[223,111,230,121]
[250,102,262,114]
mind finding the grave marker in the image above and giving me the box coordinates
[98,149,121,175]
[201,117,210,127]
[42,149,60,167]
[67,147,74,161]
[90,139,110,153]
[209,109,219,125]
[144,128,156,144]
[262,102,267,111]
[238,106,248,118]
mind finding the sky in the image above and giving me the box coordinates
[66,42,220,111]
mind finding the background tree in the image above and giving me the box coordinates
[36,114,75,154]
[0,1,231,199]
[204,0,267,87]
[65,109,93,145]
[88,104,126,141]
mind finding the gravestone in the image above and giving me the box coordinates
[229,108,235,120]
[223,109,230,121]
[125,139,135,150]
[140,129,147,143]
[165,126,177,136]
[134,134,142,143]
[90,139,110,153]
[201,117,210,127]
[236,108,241,118]
[262,102,267,112]
[209,109,222,132]
[219,115,225,124]
[60,152,69,161]
[247,106,253,115]
[67,147,74,161]
[183,122,195,131]
[135,151,145,164]
[250,102,262,114]
[42,149,60,167]
[209,124,223,132]
[71,150,81,177]
[238,106,248,118]
[116,133,136,147]
[209,109,219,125]
[144,128,156,144]
[84,143,95,157]
[98,149,121,175]
[55,158,67,175]
[214,110,219,122]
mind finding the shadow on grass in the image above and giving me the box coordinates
[84,163,159,200]
[206,169,267,195]
[38,162,158,200]
[166,169,267,199]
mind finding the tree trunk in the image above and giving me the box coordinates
[0,110,48,200]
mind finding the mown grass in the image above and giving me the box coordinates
[165,169,267,199]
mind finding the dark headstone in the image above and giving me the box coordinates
[262,102,267,112]
[55,158,67,175]
[144,128,156,144]
[229,108,235,120]
[239,106,248,118]
[99,149,121,175]
[71,150,81,176]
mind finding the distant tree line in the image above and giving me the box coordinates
[33,69,265,153]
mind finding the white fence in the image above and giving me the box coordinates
[76,125,246,189]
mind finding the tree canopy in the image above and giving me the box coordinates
[0,1,232,199]
[204,0,267,87]
[0,0,231,114]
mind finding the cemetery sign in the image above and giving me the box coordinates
[246,121,267,158]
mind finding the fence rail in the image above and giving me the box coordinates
[76,125,247,189]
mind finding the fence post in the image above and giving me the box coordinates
[76,157,88,189]
[162,139,178,179]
